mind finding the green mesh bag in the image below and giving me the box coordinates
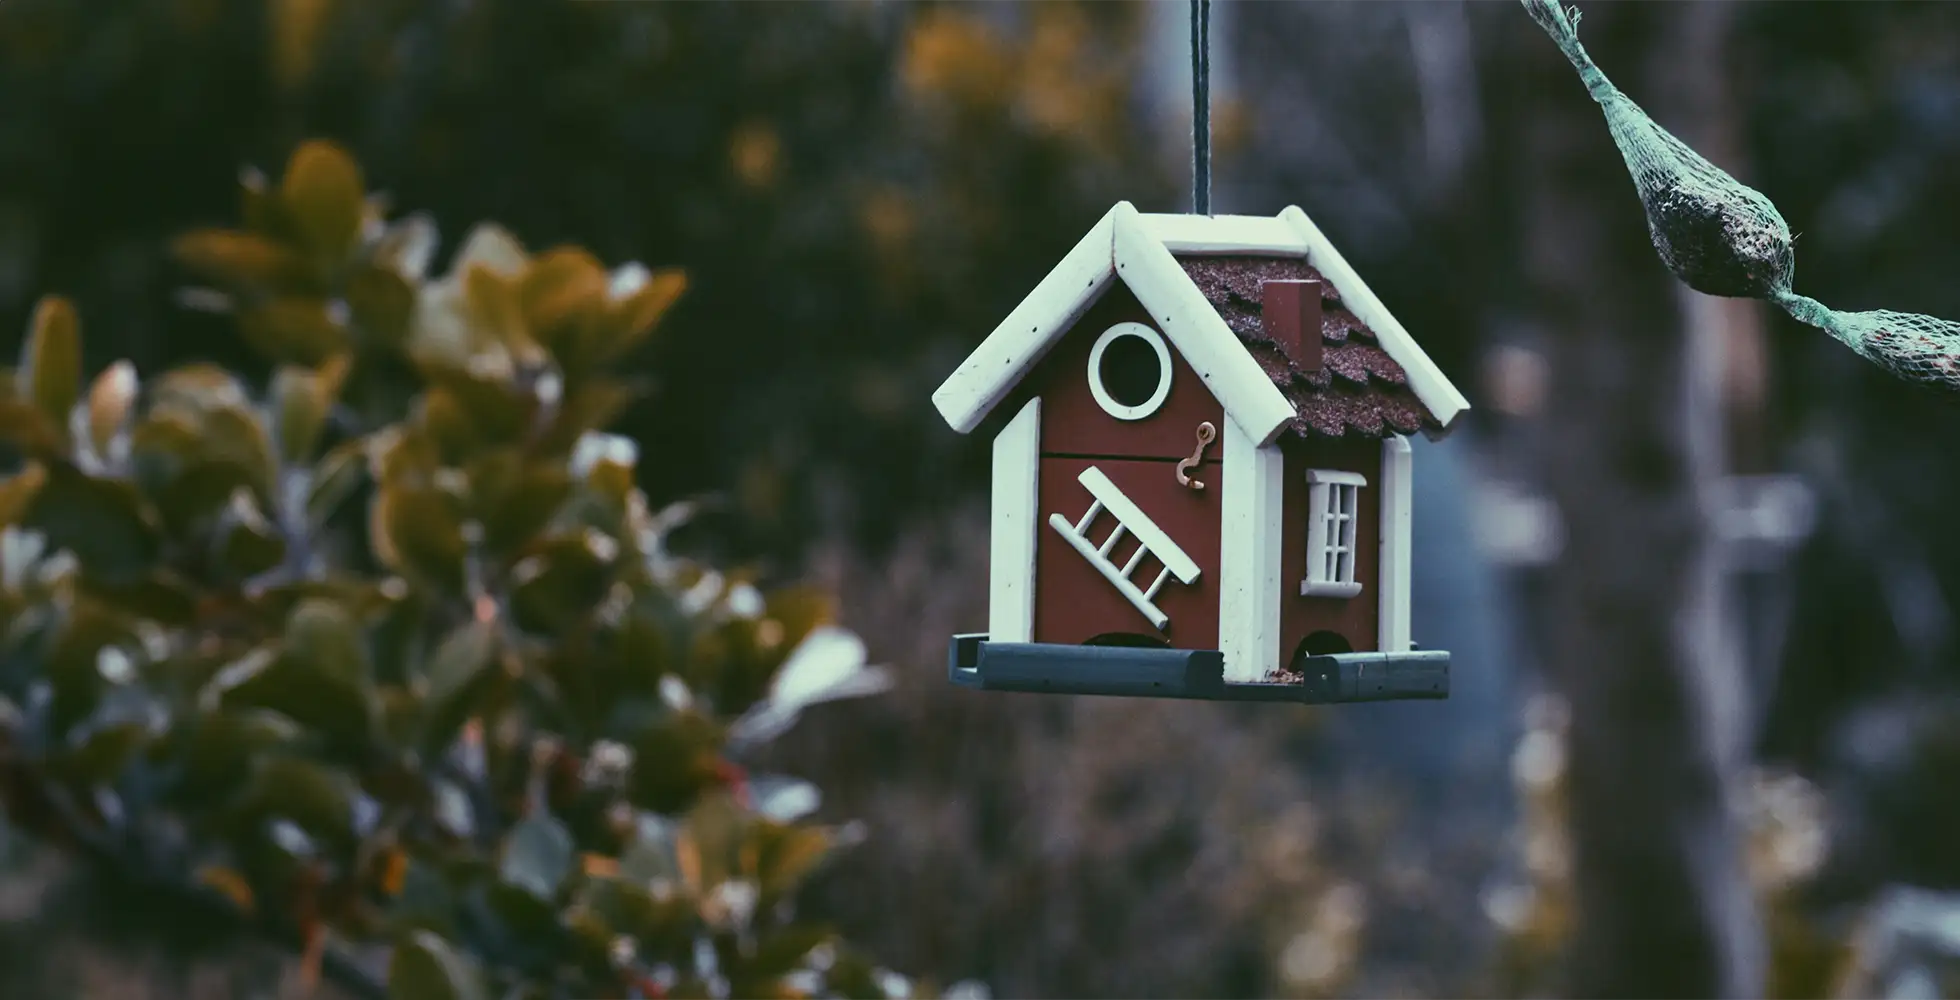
[1523,0,1960,391]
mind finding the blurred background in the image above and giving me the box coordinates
[4,0,1960,996]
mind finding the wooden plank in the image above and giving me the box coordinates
[932,205,1119,434]
[949,637,1447,703]
[1278,205,1471,429]
[1113,203,1298,446]
[988,397,1041,642]
[1217,416,1285,682]
[961,638,1227,700]
[1378,435,1414,652]
[1140,213,1310,255]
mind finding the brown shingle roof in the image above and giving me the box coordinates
[1177,255,1440,443]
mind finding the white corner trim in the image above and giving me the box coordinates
[1111,203,1298,447]
[988,397,1041,642]
[1086,322,1172,421]
[932,205,1120,434]
[1140,213,1311,255]
[1378,435,1413,653]
[1278,206,1471,429]
[1217,417,1284,682]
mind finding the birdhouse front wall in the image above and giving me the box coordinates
[1005,283,1230,648]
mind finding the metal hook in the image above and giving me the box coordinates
[1176,421,1217,490]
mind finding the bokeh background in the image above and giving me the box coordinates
[4,0,1960,996]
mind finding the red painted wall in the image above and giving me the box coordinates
[1033,455,1221,647]
[1021,283,1226,648]
[1280,439,1383,661]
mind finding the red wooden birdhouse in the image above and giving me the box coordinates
[937,203,1469,703]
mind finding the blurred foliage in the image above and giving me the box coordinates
[1483,694,1867,999]
[0,0,1176,558]
[0,141,912,1000]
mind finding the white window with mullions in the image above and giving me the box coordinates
[1302,469,1366,598]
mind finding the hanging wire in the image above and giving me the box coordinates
[1190,0,1212,216]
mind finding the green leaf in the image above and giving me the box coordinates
[347,263,416,348]
[307,437,368,527]
[0,400,65,457]
[178,708,304,805]
[27,463,161,581]
[283,597,370,684]
[741,923,836,982]
[629,711,726,815]
[271,357,349,464]
[220,646,376,749]
[171,229,310,290]
[43,602,135,735]
[19,296,81,437]
[594,268,687,365]
[422,621,497,754]
[281,141,366,262]
[500,813,575,901]
[517,247,608,354]
[212,488,287,580]
[371,484,467,592]
[509,529,619,635]
[202,404,280,500]
[534,379,639,458]
[388,929,487,1000]
[418,364,535,449]
[64,719,150,787]
[237,297,347,367]
[239,755,359,850]
[470,452,571,556]
[0,463,47,528]
[754,820,837,899]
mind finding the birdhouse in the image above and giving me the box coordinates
[935,203,1470,703]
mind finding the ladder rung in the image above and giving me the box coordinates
[1098,524,1126,558]
[1075,501,1103,535]
[1120,543,1148,578]
[1143,566,1172,600]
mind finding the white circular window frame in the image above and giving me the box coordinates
[1086,322,1173,421]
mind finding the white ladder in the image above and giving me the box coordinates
[1047,466,1201,631]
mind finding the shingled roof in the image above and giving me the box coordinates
[1178,255,1441,443]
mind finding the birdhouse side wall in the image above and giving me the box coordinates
[1281,439,1383,661]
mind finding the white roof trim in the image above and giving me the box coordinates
[931,202,1296,444]
[1278,205,1470,429]
[1140,213,1309,255]
[1111,203,1297,446]
[931,204,1119,435]
[931,202,1468,441]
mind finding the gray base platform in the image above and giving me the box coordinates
[947,633,1448,704]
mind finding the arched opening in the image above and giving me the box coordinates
[1084,632,1170,649]
[1293,630,1353,661]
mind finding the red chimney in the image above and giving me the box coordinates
[1261,279,1323,371]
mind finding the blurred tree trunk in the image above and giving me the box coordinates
[1515,3,1763,996]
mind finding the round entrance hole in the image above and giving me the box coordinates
[1086,322,1172,420]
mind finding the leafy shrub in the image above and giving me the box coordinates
[0,141,904,1000]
